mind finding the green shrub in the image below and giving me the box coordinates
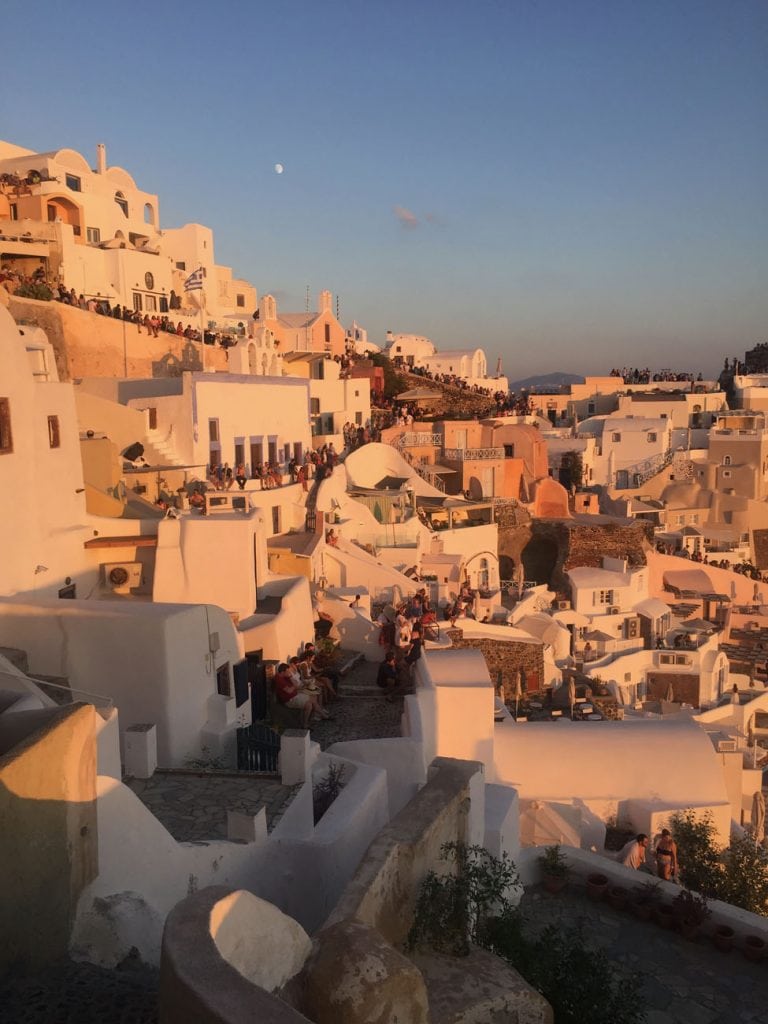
[14,281,53,301]
[670,810,724,898]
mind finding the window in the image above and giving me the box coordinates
[47,415,60,449]
[324,323,331,347]
[722,470,731,479]
[132,292,143,312]
[86,226,101,244]
[284,443,291,462]
[47,204,57,222]
[355,411,363,425]
[65,173,81,192]
[612,432,621,442]
[145,294,157,312]
[236,294,245,308]
[9,203,18,220]
[647,432,657,442]
[114,191,129,217]
[268,439,278,464]
[216,663,231,697]
[294,443,303,464]
[208,419,219,442]
[144,203,154,225]
[0,398,12,454]
[175,261,186,271]
[588,403,595,415]
[272,506,281,533]
[596,589,613,605]
[723,455,731,466]
[310,398,320,415]
[504,444,515,457]
[250,439,263,469]
[58,583,76,599]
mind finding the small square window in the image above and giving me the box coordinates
[216,662,231,697]
[236,294,245,308]
[612,432,621,442]
[65,173,81,192]
[647,432,657,442]
[175,261,186,271]
[47,415,60,449]
[86,226,101,244]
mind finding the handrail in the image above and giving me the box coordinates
[443,446,505,460]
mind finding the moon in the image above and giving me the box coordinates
[274,163,284,174]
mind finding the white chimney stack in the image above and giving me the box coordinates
[96,143,107,175]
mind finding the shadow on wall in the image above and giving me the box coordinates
[520,535,559,587]
[0,703,98,975]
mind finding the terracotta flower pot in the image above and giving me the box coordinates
[653,903,675,929]
[543,874,568,895]
[608,885,627,911]
[742,935,766,962]
[711,925,735,953]
[586,873,609,902]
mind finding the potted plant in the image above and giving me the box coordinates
[711,923,735,953]
[608,884,628,911]
[586,871,609,902]
[538,844,570,894]
[629,881,661,922]
[672,889,710,940]
[742,934,766,962]
[653,901,675,929]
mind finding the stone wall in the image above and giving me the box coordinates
[448,631,546,699]
[0,702,98,973]
[499,515,653,592]
[8,294,228,382]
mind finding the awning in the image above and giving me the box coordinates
[396,387,438,402]
[663,568,716,596]
[634,597,672,619]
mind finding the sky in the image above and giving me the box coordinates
[2,0,767,380]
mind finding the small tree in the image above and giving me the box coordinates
[14,281,53,301]
[670,810,724,899]
[720,833,768,916]
[559,450,584,491]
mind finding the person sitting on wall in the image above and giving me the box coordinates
[299,652,336,703]
[404,622,423,678]
[302,641,341,691]
[376,650,400,700]
[274,663,329,728]
[235,464,247,490]
[618,833,650,871]
[326,529,339,547]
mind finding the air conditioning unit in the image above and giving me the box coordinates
[608,606,620,614]
[103,561,141,593]
[557,600,571,610]
[717,740,737,753]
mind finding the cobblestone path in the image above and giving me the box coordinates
[126,770,299,842]
[522,883,767,1024]
[309,655,405,750]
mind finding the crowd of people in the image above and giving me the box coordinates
[272,640,341,728]
[610,367,705,385]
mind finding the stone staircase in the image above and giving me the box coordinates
[143,426,187,467]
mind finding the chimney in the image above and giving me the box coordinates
[96,143,107,175]
[318,289,332,313]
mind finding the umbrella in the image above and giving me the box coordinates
[568,678,576,719]
[395,387,437,402]
[664,682,675,703]
[751,791,765,845]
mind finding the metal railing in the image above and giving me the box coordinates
[443,446,505,461]
[397,432,443,447]
[613,448,674,488]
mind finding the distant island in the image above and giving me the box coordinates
[507,371,585,392]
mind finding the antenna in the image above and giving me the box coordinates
[305,285,310,312]
[336,294,340,320]
[496,356,502,377]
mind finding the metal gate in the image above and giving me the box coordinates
[236,723,280,772]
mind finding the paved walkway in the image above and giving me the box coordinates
[0,959,158,1023]
[125,770,298,842]
[521,883,767,1024]
[309,654,405,750]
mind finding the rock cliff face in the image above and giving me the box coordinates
[498,514,653,592]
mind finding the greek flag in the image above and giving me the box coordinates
[184,267,204,292]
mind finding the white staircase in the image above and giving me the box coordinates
[144,426,186,467]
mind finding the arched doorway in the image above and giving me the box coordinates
[45,195,83,237]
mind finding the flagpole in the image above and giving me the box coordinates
[200,283,206,373]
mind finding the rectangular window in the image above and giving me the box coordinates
[284,443,291,462]
[355,411,363,425]
[647,432,657,442]
[612,432,621,442]
[148,407,158,430]
[504,444,515,457]
[216,662,231,697]
[47,415,60,449]
[47,204,57,222]
[65,173,81,192]
[236,294,245,308]
[324,323,331,346]
[175,261,186,271]
[209,419,219,443]
[145,294,157,312]
[310,398,320,415]
[250,440,263,470]
[234,440,245,466]
[272,506,281,534]
[9,203,18,220]
[597,589,613,605]
[268,439,278,464]
[86,227,101,244]
[132,292,143,312]
[0,398,12,454]
[58,583,76,599]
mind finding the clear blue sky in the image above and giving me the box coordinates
[3,0,766,379]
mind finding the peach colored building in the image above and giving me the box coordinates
[257,290,346,358]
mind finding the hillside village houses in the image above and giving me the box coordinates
[3,141,768,1018]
